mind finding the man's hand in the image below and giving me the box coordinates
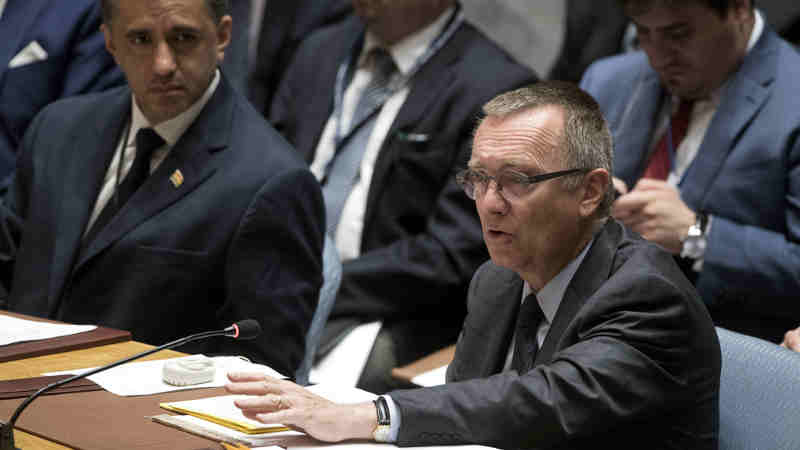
[612,178,695,254]
[225,372,377,442]
[781,326,800,352]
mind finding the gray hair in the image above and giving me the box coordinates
[481,81,615,218]
[100,0,230,25]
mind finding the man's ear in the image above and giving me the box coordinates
[579,169,610,218]
[215,15,233,64]
[101,24,117,61]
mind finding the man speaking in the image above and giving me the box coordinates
[226,82,721,449]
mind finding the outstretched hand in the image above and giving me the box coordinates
[225,372,377,443]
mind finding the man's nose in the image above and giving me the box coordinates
[153,41,177,76]
[479,180,509,215]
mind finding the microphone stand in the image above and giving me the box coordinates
[0,321,259,450]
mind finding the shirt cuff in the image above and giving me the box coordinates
[383,395,402,443]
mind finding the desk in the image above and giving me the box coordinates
[0,340,193,449]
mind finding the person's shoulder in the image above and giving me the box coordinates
[34,86,128,127]
[583,51,649,85]
[228,92,310,171]
[451,21,538,85]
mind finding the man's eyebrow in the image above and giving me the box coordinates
[170,25,201,34]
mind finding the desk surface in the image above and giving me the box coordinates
[0,340,187,449]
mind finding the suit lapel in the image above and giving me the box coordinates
[47,89,131,314]
[458,266,523,379]
[73,77,234,271]
[535,221,621,366]
[0,0,47,87]
[362,24,462,229]
[301,18,364,162]
[615,67,664,189]
[679,30,776,210]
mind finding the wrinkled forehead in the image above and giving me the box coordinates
[470,107,566,170]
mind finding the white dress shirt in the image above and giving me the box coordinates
[85,70,221,233]
[0,0,7,20]
[309,7,456,261]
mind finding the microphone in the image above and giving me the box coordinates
[0,319,261,450]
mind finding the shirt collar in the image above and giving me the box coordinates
[360,6,455,75]
[129,69,220,147]
[522,238,595,325]
[0,0,6,20]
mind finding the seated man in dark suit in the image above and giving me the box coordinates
[248,0,353,111]
[580,0,800,343]
[268,0,536,393]
[0,0,325,378]
[0,0,125,180]
[226,82,721,450]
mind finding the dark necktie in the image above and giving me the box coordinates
[84,128,164,244]
[322,47,397,235]
[511,294,545,374]
[642,100,693,180]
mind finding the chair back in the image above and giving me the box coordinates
[717,327,800,450]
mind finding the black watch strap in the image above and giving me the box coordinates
[374,396,391,425]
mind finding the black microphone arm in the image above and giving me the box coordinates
[0,319,261,450]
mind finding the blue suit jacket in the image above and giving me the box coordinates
[4,74,325,377]
[0,0,123,179]
[580,28,800,342]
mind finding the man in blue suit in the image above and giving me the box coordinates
[0,0,124,180]
[1,0,325,377]
[580,0,800,342]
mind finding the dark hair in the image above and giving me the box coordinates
[100,0,230,25]
[480,81,615,218]
[618,0,754,18]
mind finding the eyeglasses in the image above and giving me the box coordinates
[455,168,591,201]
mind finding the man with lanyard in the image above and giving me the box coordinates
[580,0,800,343]
[270,0,536,393]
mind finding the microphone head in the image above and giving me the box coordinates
[231,319,261,340]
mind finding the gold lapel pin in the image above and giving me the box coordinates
[170,169,184,188]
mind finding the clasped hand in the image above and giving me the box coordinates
[612,177,696,254]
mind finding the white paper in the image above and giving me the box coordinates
[411,365,448,387]
[310,321,382,386]
[45,355,285,396]
[156,414,304,447]
[0,315,96,346]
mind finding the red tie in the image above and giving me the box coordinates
[643,100,693,180]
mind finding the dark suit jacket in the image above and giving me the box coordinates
[391,219,721,450]
[270,15,537,331]
[4,74,325,377]
[580,27,800,342]
[548,0,628,83]
[249,0,353,113]
[0,0,123,179]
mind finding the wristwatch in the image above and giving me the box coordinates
[681,211,709,260]
[372,396,391,442]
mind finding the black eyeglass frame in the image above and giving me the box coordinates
[455,168,593,200]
